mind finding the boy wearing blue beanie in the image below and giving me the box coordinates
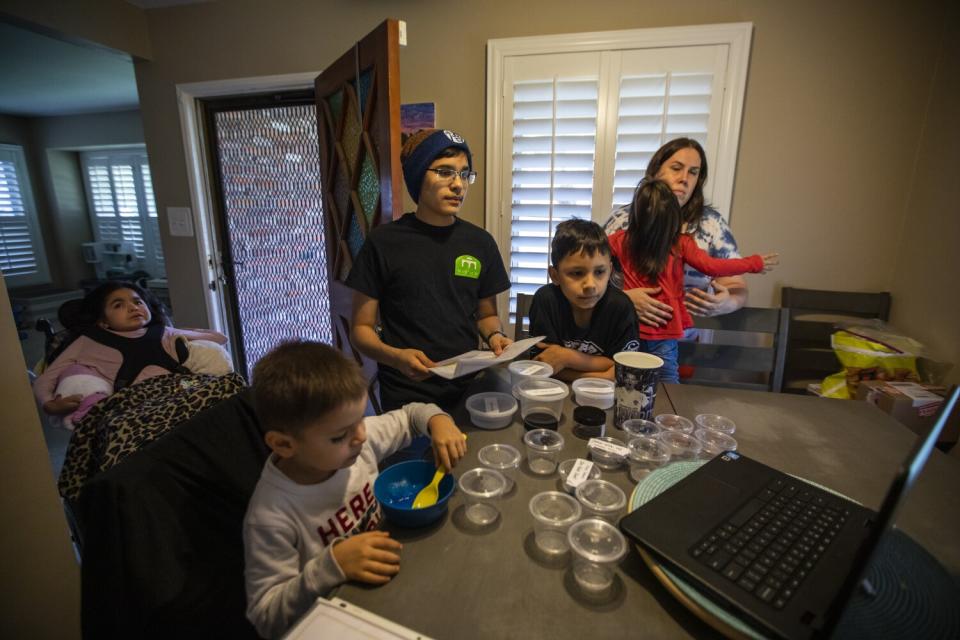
[346,129,512,411]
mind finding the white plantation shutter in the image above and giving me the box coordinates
[0,144,50,286]
[504,53,602,321]
[81,150,165,278]
[490,28,749,330]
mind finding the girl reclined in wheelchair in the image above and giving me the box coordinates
[33,281,230,429]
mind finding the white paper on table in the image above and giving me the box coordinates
[428,335,546,380]
[283,597,432,639]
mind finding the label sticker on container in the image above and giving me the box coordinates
[483,397,499,413]
[578,386,612,394]
[523,387,565,397]
[519,364,544,375]
[566,459,595,488]
[588,438,630,458]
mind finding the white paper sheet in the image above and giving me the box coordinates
[428,335,546,380]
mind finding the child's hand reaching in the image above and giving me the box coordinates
[761,253,779,273]
[534,343,570,373]
[427,413,466,472]
[332,531,402,585]
[43,394,83,415]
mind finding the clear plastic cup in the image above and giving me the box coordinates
[571,378,615,410]
[515,378,569,429]
[659,430,703,460]
[654,413,695,433]
[574,479,627,524]
[567,518,628,596]
[529,491,582,556]
[626,436,671,481]
[508,360,554,389]
[523,429,565,475]
[694,413,737,435]
[465,392,517,429]
[621,418,662,439]
[557,458,601,494]
[694,428,739,459]
[586,436,628,470]
[458,468,507,526]
[477,444,522,492]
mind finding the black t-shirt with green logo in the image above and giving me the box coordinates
[345,213,510,408]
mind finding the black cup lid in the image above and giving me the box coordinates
[573,405,605,426]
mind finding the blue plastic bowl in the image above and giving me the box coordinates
[374,460,456,527]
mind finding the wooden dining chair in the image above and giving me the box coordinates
[677,306,790,392]
[514,293,534,341]
[780,287,892,394]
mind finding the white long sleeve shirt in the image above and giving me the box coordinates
[243,402,445,639]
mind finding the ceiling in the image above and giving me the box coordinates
[0,21,140,117]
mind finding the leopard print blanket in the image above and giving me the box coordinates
[58,372,246,501]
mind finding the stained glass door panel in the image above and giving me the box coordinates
[314,19,402,378]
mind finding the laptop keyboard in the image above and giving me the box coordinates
[689,476,851,610]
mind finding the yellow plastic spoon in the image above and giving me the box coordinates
[412,468,446,510]
[411,434,467,510]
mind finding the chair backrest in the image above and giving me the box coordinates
[780,287,892,394]
[677,306,790,392]
[514,293,534,341]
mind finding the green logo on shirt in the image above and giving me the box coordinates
[454,254,481,279]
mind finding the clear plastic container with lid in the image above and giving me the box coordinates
[694,427,739,459]
[523,428,565,475]
[458,468,507,527]
[465,392,517,429]
[654,413,695,434]
[626,436,671,481]
[557,458,601,494]
[529,491,582,556]
[477,443,522,492]
[574,479,627,524]
[694,413,737,434]
[621,418,661,439]
[567,518,628,596]
[571,378,615,409]
[659,429,703,460]
[508,360,553,388]
[586,436,628,470]
[515,377,569,430]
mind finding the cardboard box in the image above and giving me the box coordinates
[856,381,957,444]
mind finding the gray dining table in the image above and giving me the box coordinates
[333,368,960,639]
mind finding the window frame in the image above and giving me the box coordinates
[485,23,753,329]
[79,147,165,279]
[0,143,50,287]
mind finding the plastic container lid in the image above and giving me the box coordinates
[659,430,703,457]
[567,517,628,564]
[621,418,661,439]
[523,428,565,452]
[457,468,507,499]
[575,479,627,514]
[587,436,628,463]
[557,458,601,491]
[626,435,671,464]
[694,428,738,457]
[694,413,737,434]
[573,405,605,426]
[529,491,582,526]
[465,392,517,429]
[654,413,695,433]
[515,377,570,402]
[477,443,522,470]
[508,360,553,378]
[571,378,615,409]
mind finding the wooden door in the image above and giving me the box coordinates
[314,19,402,391]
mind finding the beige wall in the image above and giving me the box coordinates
[130,0,950,334]
[0,276,80,640]
[889,13,959,384]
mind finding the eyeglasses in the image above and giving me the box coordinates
[426,168,477,184]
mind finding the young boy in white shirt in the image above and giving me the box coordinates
[243,341,466,638]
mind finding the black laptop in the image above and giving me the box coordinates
[619,388,959,640]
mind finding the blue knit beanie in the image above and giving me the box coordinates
[402,129,473,203]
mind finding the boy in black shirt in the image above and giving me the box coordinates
[529,219,640,381]
[346,129,511,411]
